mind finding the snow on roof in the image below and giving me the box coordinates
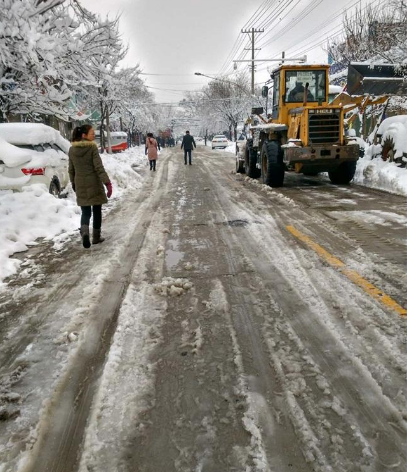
[111,131,127,137]
[0,123,70,152]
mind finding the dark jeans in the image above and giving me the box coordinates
[81,205,102,229]
[184,149,192,164]
[149,159,156,171]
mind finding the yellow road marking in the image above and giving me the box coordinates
[286,225,407,317]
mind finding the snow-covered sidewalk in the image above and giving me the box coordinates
[0,146,146,284]
[354,149,407,197]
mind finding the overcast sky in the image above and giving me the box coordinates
[81,0,367,103]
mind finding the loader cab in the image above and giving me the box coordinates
[271,65,329,123]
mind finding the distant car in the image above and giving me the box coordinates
[212,135,228,149]
[0,123,70,196]
[195,136,204,143]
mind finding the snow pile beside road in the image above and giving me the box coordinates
[225,142,236,154]
[100,146,145,198]
[206,140,236,154]
[0,184,80,282]
[355,152,407,197]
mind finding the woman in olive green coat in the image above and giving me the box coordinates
[69,125,112,248]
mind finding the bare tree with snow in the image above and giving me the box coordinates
[328,1,407,65]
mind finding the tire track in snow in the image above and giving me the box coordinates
[204,155,407,470]
[16,162,171,472]
[121,155,262,472]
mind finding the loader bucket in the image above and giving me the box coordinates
[347,63,407,96]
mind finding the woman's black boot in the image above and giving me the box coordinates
[80,225,91,248]
[92,228,105,245]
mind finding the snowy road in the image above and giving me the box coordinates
[0,147,406,472]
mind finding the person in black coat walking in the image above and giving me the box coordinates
[181,130,196,165]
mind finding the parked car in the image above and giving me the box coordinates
[0,123,70,196]
[211,135,228,149]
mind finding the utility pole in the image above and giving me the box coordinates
[241,27,264,94]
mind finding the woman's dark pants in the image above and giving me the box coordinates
[150,159,156,171]
[81,205,102,229]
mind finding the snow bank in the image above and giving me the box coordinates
[354,155,407,196]
[0,146,146,284]
[99,147,145,198]
[0,184,80,282]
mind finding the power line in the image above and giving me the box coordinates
[218,0,276,75]
[248,0,385,75]
[140,72,195,76]
[146,86,203,93]
[287,0,386,58]
[147,82,207,85]
[256,0,321,50]
[224,0,301,76]
[141,96,254,107]
[257,0,296,31]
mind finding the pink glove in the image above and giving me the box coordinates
[105,182,112,198]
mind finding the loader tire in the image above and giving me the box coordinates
[328,161,357,185]
[245,139,260,178]
[261,140,285,188]
[236,156,245,173]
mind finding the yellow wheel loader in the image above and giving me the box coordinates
[243,64,359,187]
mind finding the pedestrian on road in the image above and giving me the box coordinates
[145,132,158,171]
[69,124,112,249]
[181,130,196,165]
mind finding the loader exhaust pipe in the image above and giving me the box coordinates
[303,82,309,106]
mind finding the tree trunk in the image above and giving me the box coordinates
[99,101,105,153]
[106,109,112,154]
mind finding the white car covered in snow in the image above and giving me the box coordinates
[0,123,70,196]
[375,115,407,166]
[211,135,228,149]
